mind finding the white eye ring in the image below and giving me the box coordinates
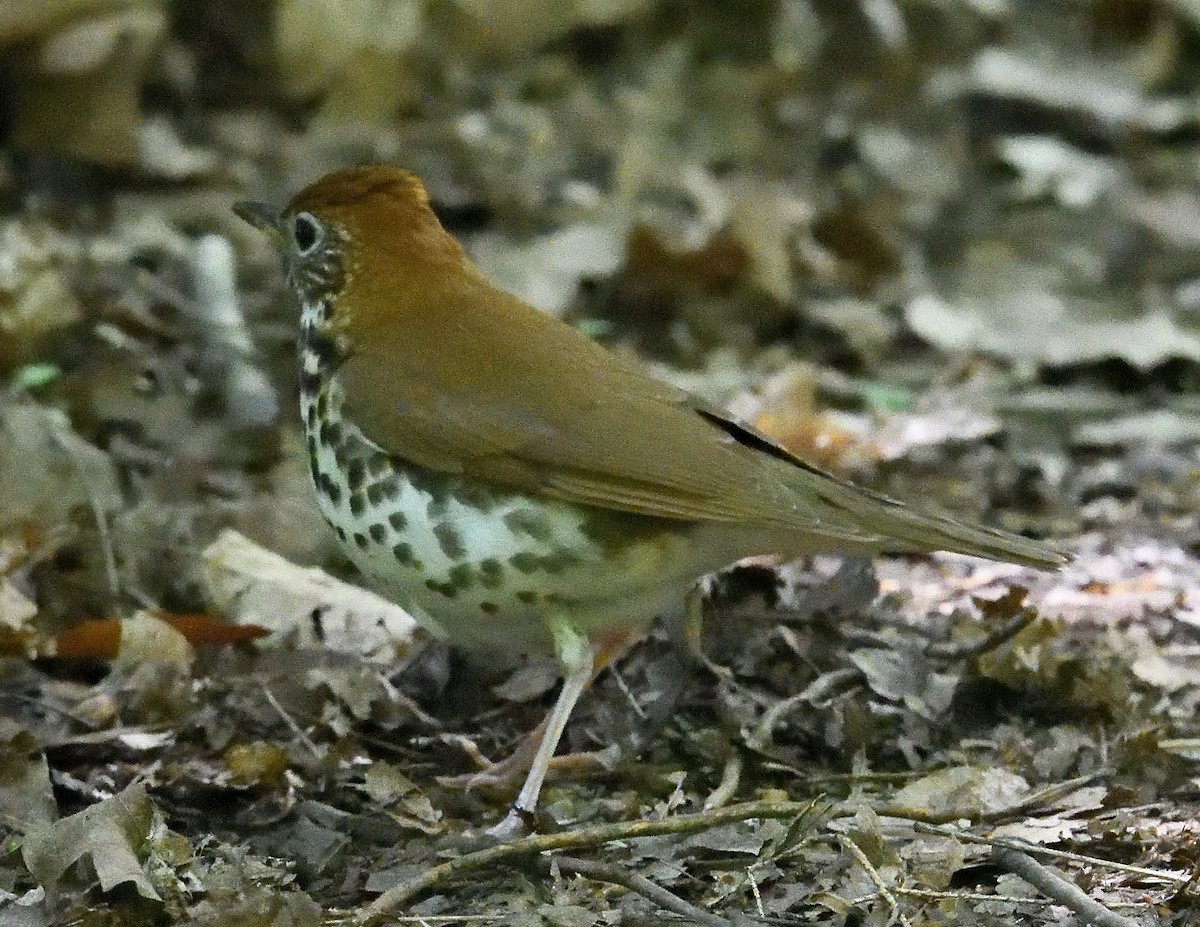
[290,211,324,255]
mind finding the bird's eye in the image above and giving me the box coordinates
[291,212,323,255]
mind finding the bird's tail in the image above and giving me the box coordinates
[785,464,1067,570]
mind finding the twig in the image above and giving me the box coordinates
[991,846,1138,927]
[912,822,1191,885]
[362,798,816,919]
[745,866,765,917]
[260,681,324,758]
[764,766,920,785]
[848,887,1149,909]
[703,752,742,810]
[838,835,912,927]
[749,668,862,749]
[608,665,648,720]
[848,887,1044,906]
[326,915,500,924]
[868,803,990,826]
[994,770,1106,819]
[552,855,732,927]
[926,606,1038,660]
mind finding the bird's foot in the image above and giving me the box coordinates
[436,728,543,791]
[437,731,619,792]
[484,806,535,841]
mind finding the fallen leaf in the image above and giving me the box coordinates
[890,766,1030,818]
[0,721,57,831]
[113,610,193,672]
[52,613,268,660]
[202,528,423,662]
[22,782,160,900]
[906,292,1200,370]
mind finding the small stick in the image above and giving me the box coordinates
[553,855,732,927]
[927,607,1038,660]
[991,846,1138,927]
[363,798,816,919]
[703,752,742,810]
[912,822,1191,885]
[839,835,912,927]
[260,682,323,758]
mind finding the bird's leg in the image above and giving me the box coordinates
[682,581,733,681]
[682,581,706,662]
[486,615,594,839]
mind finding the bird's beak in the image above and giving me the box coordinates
[233,200,282,238]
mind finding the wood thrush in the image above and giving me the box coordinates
[235,165,1065,834]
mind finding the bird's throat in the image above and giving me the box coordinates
[298,296,340,402]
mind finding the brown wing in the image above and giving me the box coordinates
[333,261,823,525]
[330,230,1064,568]
[295,165,1063,569]
[338,271,830,525]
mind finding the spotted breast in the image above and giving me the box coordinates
[297,299,705,657]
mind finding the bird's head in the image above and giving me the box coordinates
[235,165,465,310]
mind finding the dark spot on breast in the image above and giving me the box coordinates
[425,578,458,598]
[366,453,391,477]
[393,542,418,568]
[346,458,366,491]
[307,331,340,369]
[319,419,342,447]
[299,370,322,394]
[368,523,386,544]
[309,606,327,643]
[433,522,465,559]
[350,493,365,517]
[454,481,500,512]
[426,493,449,521]
[447,563,473,590]
[478,558,504,588]
[504,509,554,542]
[516,590,537,604]
[319,473,342,504]
[480,601,499,614]
[510,552,539,574]
[375,478,401,502]
[353,532,369,549]
[538,550,580,573]
[388,511,407,532]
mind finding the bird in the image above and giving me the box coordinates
[234,165,1066,836]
